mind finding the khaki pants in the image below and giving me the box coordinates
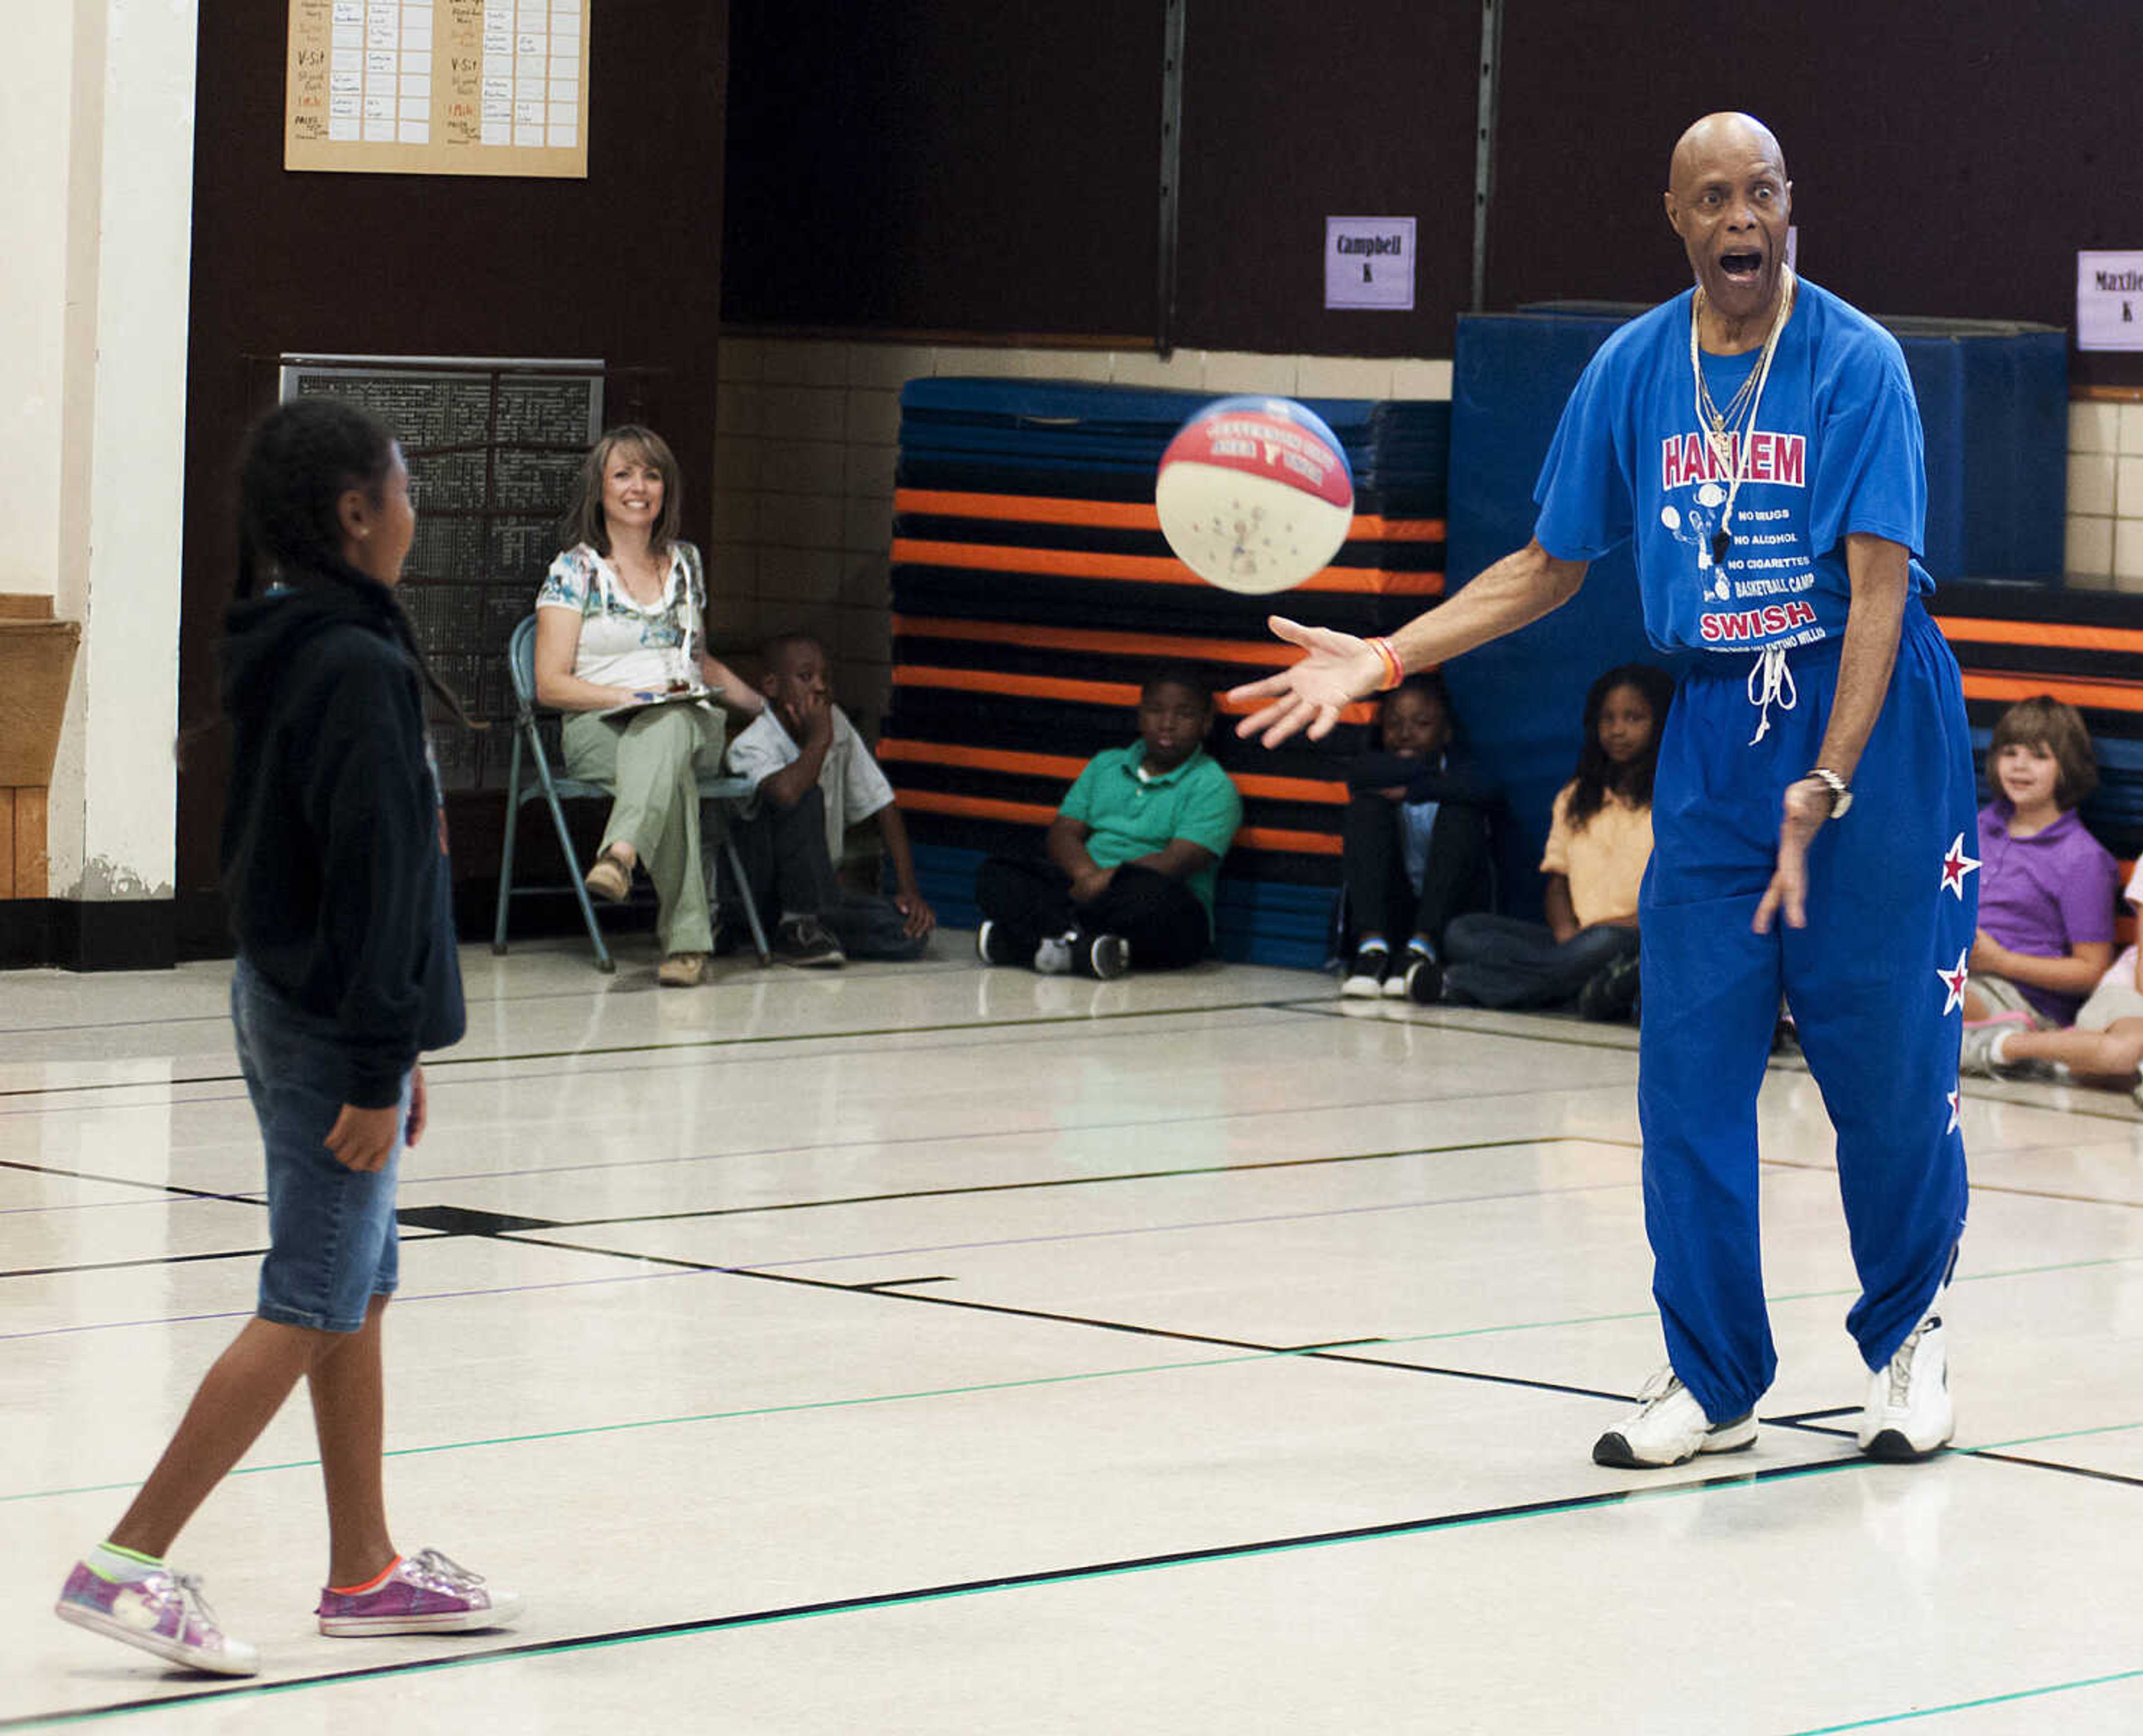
[562,703,727,955]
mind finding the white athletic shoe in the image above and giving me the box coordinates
[1857,1314,1953,1461]
[1593,1367,1757,1468]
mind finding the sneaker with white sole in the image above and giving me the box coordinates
[1401,955,1444,1006]
[316,1547,523,1637]
[1383,950,1431,998]
[976,920,1022,966]
[1958,1014,2030,1080]
[1857,1314,1953,1461]
[55,1560,261,1676]
[1034,930,1076,975]
[772,915,845,969]
[1340,946,1390,998]
[1592,1367,1757,1468]
[1085,933,1131,980]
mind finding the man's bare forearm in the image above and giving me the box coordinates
[1387,540,1589,677]
[1813,535,1911,785]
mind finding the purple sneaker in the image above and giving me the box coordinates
[55,1560,261,1676]
[316,1548,522,1637]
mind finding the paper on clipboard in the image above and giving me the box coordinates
[593,685,715,720]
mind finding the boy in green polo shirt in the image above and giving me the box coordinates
[974,670,1243,978]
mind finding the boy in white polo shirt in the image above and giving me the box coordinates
[725,633,936,963]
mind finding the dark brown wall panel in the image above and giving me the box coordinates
[1489,0,2143,381]
[722,0,1161,334]
[724,2,2143,380]
[1170,6,1479,355]
[178,0,731,905]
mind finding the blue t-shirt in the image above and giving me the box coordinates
[1533,278,1934,656]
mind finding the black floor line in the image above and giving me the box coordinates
[0,1158,258,1206]
[3,1453,1871,1731]
[1281,999,1644,1057]
[537,1134,1601,1231]
[1279,997,2143,1125]
[1967,1448,2143,1491]
[496,1230,2143,1496]
[854,1275,955,1291]
[499,1231,1640,1406]
[0,1246,272,1282]
[0,1136,1604,1281]
[0,999,1304,1103]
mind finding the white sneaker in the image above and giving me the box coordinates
[1034,931,1075,975]
[1593,1367,1757,1468]
[1857,1314,1953,1461]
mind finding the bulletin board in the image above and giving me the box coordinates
[282,356,605,788]
[285,0,590,178]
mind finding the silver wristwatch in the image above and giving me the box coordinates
[1805,767,1852,818]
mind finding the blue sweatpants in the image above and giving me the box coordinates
[1638,599,1974,1423]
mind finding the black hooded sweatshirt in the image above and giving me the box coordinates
[219,571,466,1109]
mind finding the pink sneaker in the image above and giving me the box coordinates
[315,1548,522,1637]
[55,1560,261,1676]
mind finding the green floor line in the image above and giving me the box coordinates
[16,1256,2143,1507]
[1783,1665,2143,1733]
[1972,1418,2143,1451]
[5,1457,1867,1731]
[0,1344,1298,1506]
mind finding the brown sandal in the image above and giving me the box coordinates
[657,951,710,987]
[584,847,632,903]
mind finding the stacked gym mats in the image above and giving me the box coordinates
[882,379,1448,967]
[876,325,2137,968]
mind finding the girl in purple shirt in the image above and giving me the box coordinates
[1963,697,2116,1028]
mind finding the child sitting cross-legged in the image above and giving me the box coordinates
[974,668,1243,979]
[1407,662,1674,1017]
[1957,698,2140,1098]
[723,632,936,965]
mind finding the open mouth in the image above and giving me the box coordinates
[1718,250,1765,284]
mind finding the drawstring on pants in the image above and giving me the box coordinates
[1747,643,1797,744]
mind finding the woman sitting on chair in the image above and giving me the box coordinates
[533,425,760,987]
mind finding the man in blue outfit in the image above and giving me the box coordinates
[1233,112,1973,1469]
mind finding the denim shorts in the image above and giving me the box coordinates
[230,960,406,1333]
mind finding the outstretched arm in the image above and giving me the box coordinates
[1228,540,1589,748]
[1753,532,1911,934]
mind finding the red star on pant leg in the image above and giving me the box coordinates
[1937,948,1970,1015]
[1940,833,1980,898]
[1947,1089,1961,1135]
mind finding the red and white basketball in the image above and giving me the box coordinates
[1155,396,1355,594]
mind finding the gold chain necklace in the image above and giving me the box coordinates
[1689,265,1796,566]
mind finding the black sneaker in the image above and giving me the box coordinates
[975,919,1021,966]
[1339,946,1390,998]
[1401,956,1444,1005]
[1577,952,1640,1022]
[1085,934,1131,980]
[773,915,846,969]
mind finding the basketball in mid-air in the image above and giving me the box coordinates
[1155,396,1355,594]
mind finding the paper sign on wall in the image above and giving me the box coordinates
[285,0,591,179]
[1325,217,1416,311]
[2078,252,2143,352]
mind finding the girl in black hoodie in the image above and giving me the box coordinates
[54,398,519,1676]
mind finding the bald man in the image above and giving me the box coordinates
[1234,113,1972,1469]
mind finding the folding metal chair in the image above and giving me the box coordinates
[491,615,771,973]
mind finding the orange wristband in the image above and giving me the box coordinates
[1368,636,1404,691]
